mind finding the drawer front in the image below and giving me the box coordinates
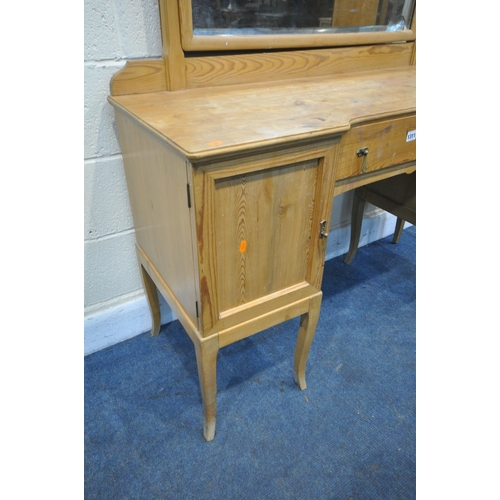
[335,115,416,180]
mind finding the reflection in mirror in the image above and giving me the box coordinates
[192,0,415,34]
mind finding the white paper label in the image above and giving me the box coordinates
[406,130,416,142]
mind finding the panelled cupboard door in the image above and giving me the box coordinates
[192,144,338,337]
[215,159,317,316]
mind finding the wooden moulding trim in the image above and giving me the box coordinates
[181,30,415,52]
[217,296,312,348]
[218,282,311,319]
[190,137,340,168]
[136,244,201,345]
[109,59,167,96]
[195,140,337,176]
[207,284,320,337]
[333,162,416,195]
[347,110,416,129]
[184,43,414,89]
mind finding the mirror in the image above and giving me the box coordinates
[191,0,415,34]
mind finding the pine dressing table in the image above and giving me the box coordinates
[108,0,416,441]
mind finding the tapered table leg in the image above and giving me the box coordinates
[392,217,405,244]
[344,188,367,265]
[140,264,161,337]
[294,293,322,390]
[194,335,219,442]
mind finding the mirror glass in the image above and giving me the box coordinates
[191,0,415,35]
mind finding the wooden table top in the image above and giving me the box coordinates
[109,66,415,161]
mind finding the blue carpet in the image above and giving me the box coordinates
[85,226,416,499]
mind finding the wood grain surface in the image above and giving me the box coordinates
[335,114,416,179]
[110,60,167,96]
[109,66,415,161]
[184,43,413,88]
[214,159,317,313]
[114,111,199,328]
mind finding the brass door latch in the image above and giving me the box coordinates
[319,220,329,239]
[357,147,369,173]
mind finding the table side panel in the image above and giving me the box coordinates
[114,111,198,327]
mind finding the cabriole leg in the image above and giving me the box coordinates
[140,264,161,337]
[294,293,322,390]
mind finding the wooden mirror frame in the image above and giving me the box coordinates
[178,0,415,51]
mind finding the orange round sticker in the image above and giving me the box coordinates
[239,240,247,253]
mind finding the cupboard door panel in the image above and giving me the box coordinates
[214,160,318,314]
[193,142,339,337]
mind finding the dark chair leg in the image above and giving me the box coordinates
[392,217,405,244]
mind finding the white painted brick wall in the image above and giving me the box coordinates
[83,0,400,354]
[84,156,134,239]
[84,0,165,349]
[84,0,162,61]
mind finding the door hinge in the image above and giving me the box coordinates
[319,219,329,239]
[195,301,199,318]
[186,183,192,208]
